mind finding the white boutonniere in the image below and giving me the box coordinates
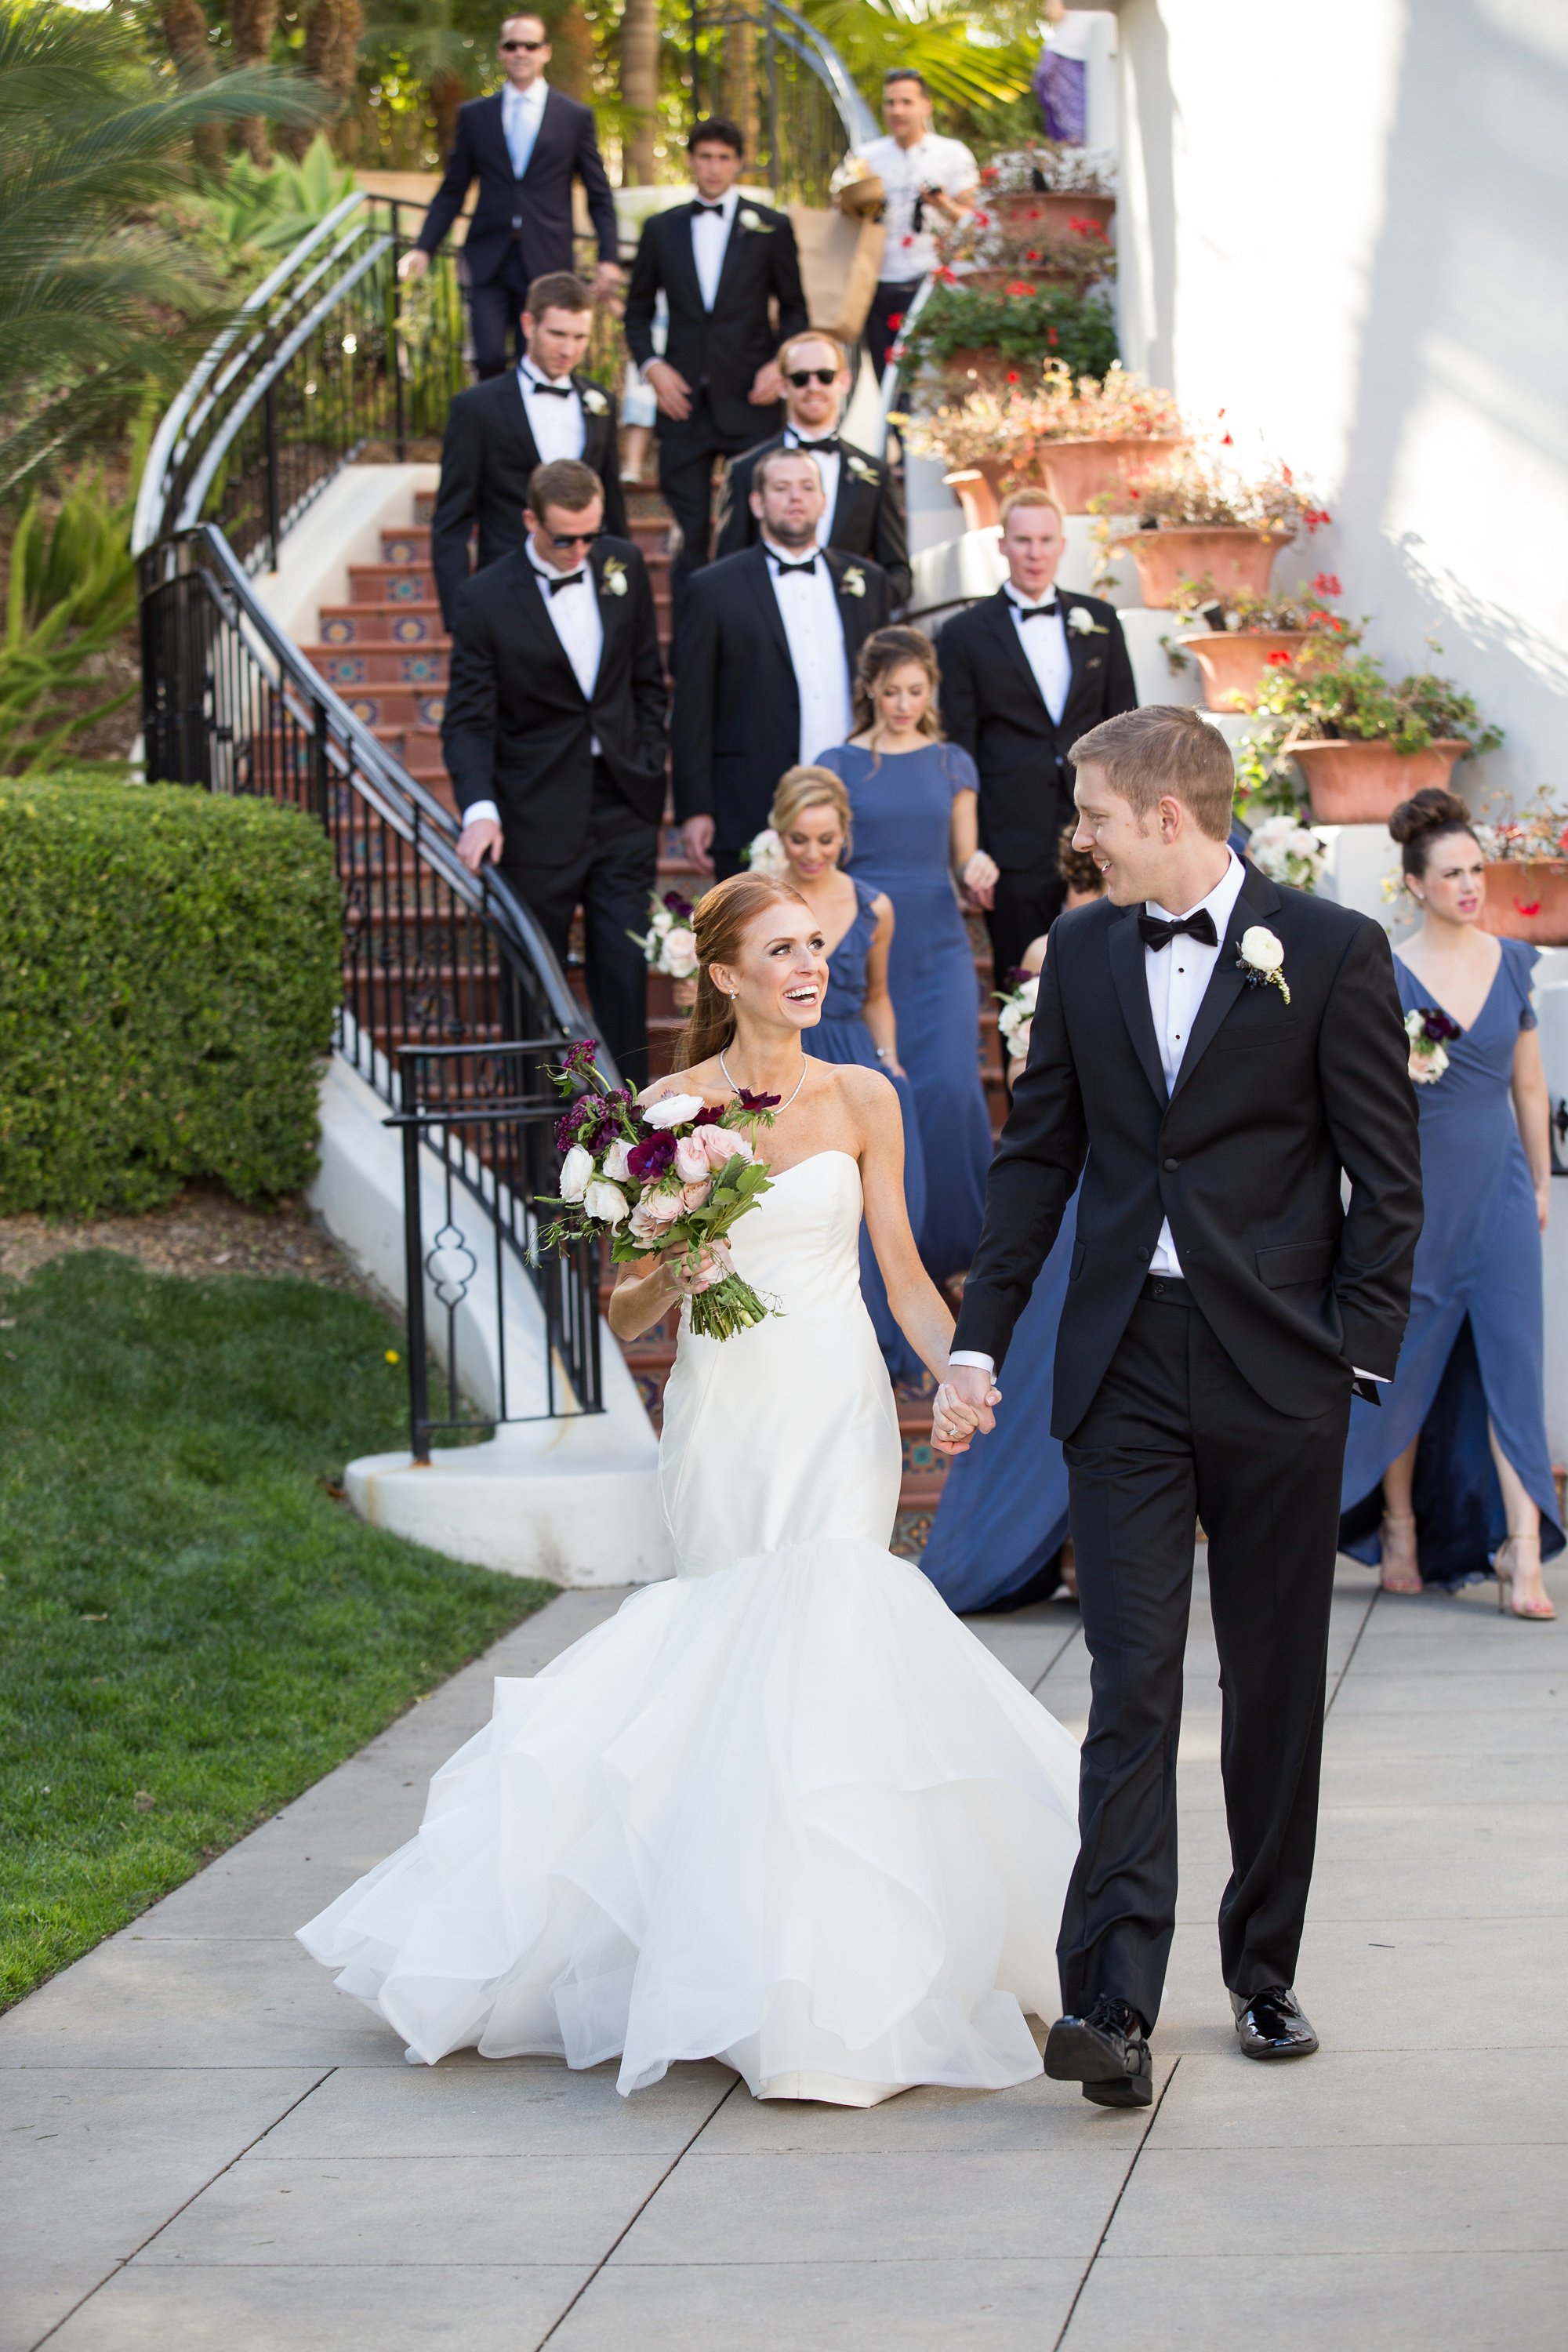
[738,207,772,234]
[847,452,878,483]
[600,556,628,598]
[839,564,866,598]
[1065,604,1108,637]
[581,386,608,416]
[1236,924,1290,1005]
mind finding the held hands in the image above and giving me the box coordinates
[931,1371,1000,1457]
[457,817,504,875]
[961,850,1000,910]
[645,360,692,422]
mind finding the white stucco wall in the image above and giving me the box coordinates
[1100,0,1568,812]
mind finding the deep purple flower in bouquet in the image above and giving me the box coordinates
[1405,1004,1462,1085]
[536,1043,780,1339]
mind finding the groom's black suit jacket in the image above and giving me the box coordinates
[441,539,667,860]
[953,862,1423,1436]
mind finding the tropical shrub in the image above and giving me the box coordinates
[0,473,140,776]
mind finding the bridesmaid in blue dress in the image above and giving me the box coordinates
[816,627,998,1280]
[1339,789,1561,1616]
[920,829,1104,1611]
[764,764,929,1385]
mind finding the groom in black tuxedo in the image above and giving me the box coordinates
[428,272,626,630]
[623,117,809,609]
[441,459,666,1084]
[941,705,1422,2103]
[938,488,1136,983]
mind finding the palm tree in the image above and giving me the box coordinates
[799,0,1033,122]
[0,2,318,498]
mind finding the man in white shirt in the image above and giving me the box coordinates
[938,702,1422,2105]
[853,68,978,379]
[670,448,891,877]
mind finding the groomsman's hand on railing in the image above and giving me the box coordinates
[456,816,504,875]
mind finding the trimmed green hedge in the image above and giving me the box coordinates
[0,783,339,1214]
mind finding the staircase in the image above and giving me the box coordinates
[299,479,1007,1555]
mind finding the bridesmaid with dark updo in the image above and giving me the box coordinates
[1338,788,1562,1615]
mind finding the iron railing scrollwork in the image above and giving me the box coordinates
[685,0,876,206]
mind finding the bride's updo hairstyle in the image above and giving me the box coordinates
[1388,786,1479,879]
[677,869,810,1068]
[769,764,855,855]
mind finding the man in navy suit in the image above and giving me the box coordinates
[399,13,620,380]
[623,118,809,611]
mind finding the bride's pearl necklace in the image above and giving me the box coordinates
[719,1047,809,1114]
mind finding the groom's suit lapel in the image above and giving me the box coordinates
[1170,862,1282,1102]
[1107,906,1169,1110]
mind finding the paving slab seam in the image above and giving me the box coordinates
[1029,1624,1088,1696]
[534,2075,743,2345]
[26,2067,337,2352]
[1323,1583,1381,1715]
[1048,2056,1182,2348]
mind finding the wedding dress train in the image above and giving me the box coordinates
[299,1149,1081,2101]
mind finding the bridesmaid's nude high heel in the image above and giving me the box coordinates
[1495,1536,1556,1621]
[1378,1512,1424,1595]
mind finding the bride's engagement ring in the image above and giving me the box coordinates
[536,1038,782,1339]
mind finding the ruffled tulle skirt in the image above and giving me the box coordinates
[299,1537,1081,2101]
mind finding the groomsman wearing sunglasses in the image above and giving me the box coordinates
[442,459,667,1085]
[398,14,621,381]
[713,330,911,609]
[624,117,809,612]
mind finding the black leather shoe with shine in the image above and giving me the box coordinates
[1044,1997,1153,2108]
[1231,1984,1319,2060]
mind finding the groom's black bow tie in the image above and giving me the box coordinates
[771,554,818,578]
[693,199,725,216]
[545,570,585,596]
[1138,908,1218,952]
[1013,598,1059,621]
[524,376,573,398]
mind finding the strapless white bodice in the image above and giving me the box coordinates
[659,1151,902,1577]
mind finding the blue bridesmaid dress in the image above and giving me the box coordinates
[813,878,929,1386]
[1339,938,1564,1586]
[818,740,996,1279]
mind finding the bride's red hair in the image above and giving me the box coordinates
[677,871,808,1068]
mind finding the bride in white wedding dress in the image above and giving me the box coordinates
[299,873,1080,2104]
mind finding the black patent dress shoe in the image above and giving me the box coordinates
[1044,1997,1153,2108]
[1231,1984,1319,2060]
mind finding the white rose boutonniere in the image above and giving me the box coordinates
[581,386,608,416]
[738,207,772,234]
[847,452,878,483]
[839,564,866,599]
[600,555,629,597]
[1065,605,1108,637]
[1236,924,1290,1005]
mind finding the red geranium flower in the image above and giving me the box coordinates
[885,312,904,331]
[1281,463,1294,485]
[1221,431,1233,445]
[1007,370,1019,383]
[1515,901,1542,918]
[973,210,989,228]
[1312,572,1341,597]
[1304,507,1331,532]
[1047,327,1059,347]
[1025,249,1039,261]
[1266,649,1294,666]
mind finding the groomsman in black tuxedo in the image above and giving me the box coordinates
[938,487,1137,982]
[428,273,626,630]
[399,13,620,379]
[713,329,910,608]
[623,118,809,609]
[442,459,666,1083]
[670,446,889,880]
[940,706,1422,2103]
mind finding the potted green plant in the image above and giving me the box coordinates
[1237,652,1503,826]
[1098,451,1327,607]
[902,363,1185,529]
[1168,572,1359,710]
[935,198,1115,301]
[1479,789,1568,945]
[891,275,1118,394]
[975,142,1116,240]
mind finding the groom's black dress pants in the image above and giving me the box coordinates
[1059,1278,1352,2032]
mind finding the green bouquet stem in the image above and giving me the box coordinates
[688,1271,771,1340]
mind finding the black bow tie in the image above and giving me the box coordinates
[1138,908,1218,952]
[771,554,817,578]
[544,570,584,596]
[693,199,725,216]
[1013,598,1059,621]
[789,434,840,456]
[525,375,573,398]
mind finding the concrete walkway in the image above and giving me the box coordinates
[6,1558,1566,2350]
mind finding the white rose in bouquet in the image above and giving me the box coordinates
[642,1091,707,1129]
[601,1138,633,1181]
[744,827,789,880]
[629,1189,683,1243]
[673,1132,712,1184]
[700,1124,753,1167]
[583,1178,630,1226]
[559,1144,594,1200]
[662,926,699,978]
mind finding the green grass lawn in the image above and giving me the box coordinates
[0,1250,553,2008]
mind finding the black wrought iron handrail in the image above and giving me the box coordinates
[687,0,876,204]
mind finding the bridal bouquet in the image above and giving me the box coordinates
[537,1040,780,1338]
[996,967,1040,1064]
[629,887,700,979]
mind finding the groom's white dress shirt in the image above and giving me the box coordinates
[461,545,604,832]
[949,848,1382,1384]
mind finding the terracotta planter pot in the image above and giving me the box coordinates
[1039,437,1189,516]
[1178,630,1313,712]
[982,191,1116,240]
[1290,739,1468,826]
[1125,524,1288,609]
[938,348,1013,390]
[942,468,1002,532]
[1482,860,1568,946]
